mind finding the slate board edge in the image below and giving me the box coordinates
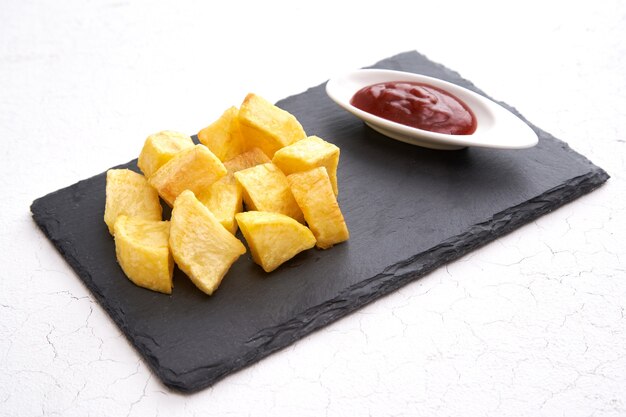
[29,179,158,385]
[157,167,608,392]
[31,165,608,393]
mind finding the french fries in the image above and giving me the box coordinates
[105,94,349,295]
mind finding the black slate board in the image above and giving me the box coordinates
[31,51,609,393]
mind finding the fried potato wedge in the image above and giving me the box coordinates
[238,93,306,157]
[198,106,245,162]
[138,130,194,178]
[236,211,315,272]
[196,171,243,235]
[104,169,162,235]
[273,135,340,195]
[114,216,173,294]
[149,144,227,206]
[287,167,349,249]
[169,190,246,295]
[234,163,304,223]
[223,147,271,172]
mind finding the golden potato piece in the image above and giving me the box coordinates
[196,171,243,235]
[272,135,340,195]
[234,163,304,223]
[223,147,271,172]
[287,167,349,249]
[104,169,162,235]
[198,106,244,162]
[137,130,194,178]
[195,147,271,235]
[169,190,246,295]
[148,144,227,206]
[236,211,315,272]
[238,93,306,157]
[114,216,173,294]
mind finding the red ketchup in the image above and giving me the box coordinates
[350,81,477,135]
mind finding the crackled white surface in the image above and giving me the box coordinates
[1,1,625,416]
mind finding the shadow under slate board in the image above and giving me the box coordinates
[30,51,609,392]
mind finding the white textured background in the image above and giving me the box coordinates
[2,1,625,416]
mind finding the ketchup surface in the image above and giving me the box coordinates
[350,81,477,135]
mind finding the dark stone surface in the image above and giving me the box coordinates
[30,51,609,393]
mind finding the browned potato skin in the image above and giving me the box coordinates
[224,147,271,172]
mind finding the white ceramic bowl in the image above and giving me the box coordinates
[325,69,538,150]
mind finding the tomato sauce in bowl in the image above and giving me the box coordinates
[350,81,477,135]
